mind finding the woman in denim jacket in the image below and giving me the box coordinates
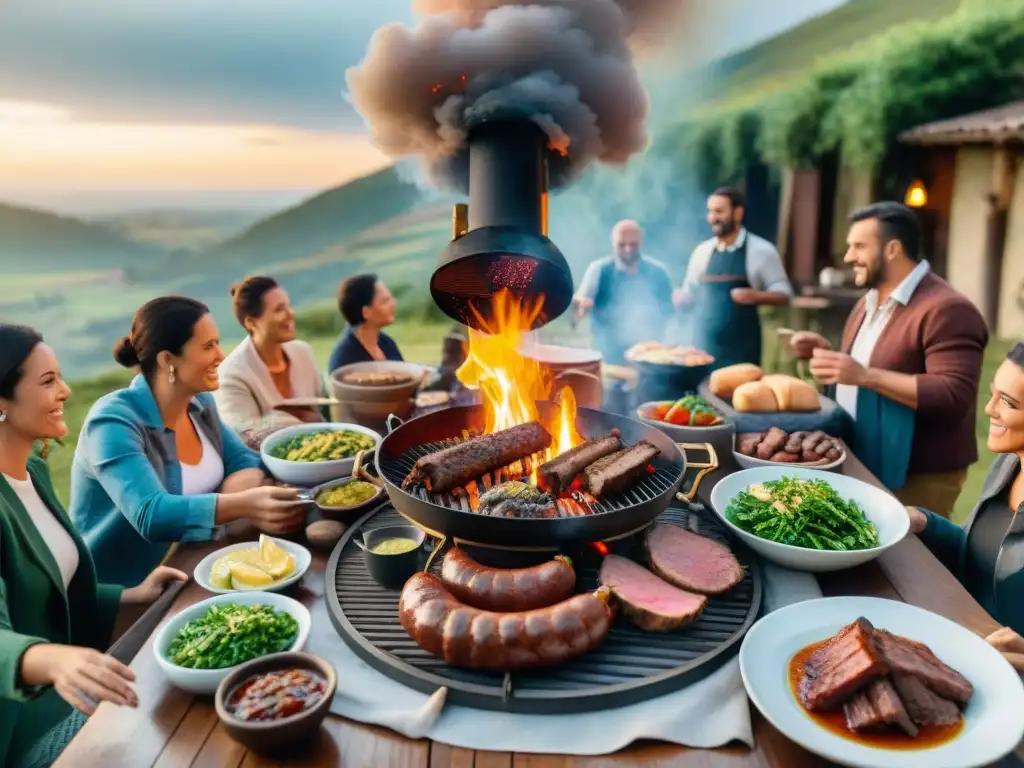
[907,342,1024,667]
[71,297,307,586]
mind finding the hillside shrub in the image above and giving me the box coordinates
[666,0,1024,181]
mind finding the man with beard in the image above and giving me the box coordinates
[673,187,792,369]
[573,219,674,364]
[792,201,988,517]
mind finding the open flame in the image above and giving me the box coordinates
[456,289,582,466]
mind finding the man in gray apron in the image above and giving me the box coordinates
[674,187,792,370]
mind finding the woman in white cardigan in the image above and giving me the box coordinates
[215,276,325,432]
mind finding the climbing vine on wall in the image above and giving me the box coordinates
[666,0,1024,188]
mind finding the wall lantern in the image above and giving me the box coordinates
[904,179,928,208]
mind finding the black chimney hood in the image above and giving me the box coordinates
[430,120,574,331]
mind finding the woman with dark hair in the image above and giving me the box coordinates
[215,276,325,430]
[327,273,403,373]
[0,324,186,768]
[70,297,307,585]
[906,342,1024,665]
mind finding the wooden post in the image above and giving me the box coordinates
[777,167,795,264]
[984,145,1017,330]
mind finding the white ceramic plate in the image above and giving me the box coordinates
[709,466,909,572]
[260,422,382,487]
[193,537,311,594]
[153,591,311,695]
[740,596,1024,768]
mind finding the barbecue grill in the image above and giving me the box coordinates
[369,401,718,551]
[326,501,762,713]
[430,120,573,331]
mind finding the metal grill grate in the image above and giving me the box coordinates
[326,502,762,714]
[378,438,682,518]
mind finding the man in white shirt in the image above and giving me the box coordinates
[674,188,792,369]
[573,220,674,364]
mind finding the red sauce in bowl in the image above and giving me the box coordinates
[227,668,328,722]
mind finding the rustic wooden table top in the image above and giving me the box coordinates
[56,450,1016,768]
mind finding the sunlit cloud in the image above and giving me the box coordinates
[0,101,392,190]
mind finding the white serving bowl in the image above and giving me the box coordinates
[153,591,311,695]
[261,422,381,487]
[709,466,909,572]
[732,440,847,472]
[193,537,312,594]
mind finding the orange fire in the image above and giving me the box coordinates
[456,290,582,467]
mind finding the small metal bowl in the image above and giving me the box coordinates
[214,652,337,753]
[359,524,426,589]
[306,476,385,523]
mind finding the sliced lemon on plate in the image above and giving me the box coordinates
[229,562,275,590]
[257,535,295,579]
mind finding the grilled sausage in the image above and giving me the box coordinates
[399,572,613,670]
[756,427,787,460]
[440,548,577,612]
[736,433,763,456]
[801,431,828,455]
[769,451,801,463]
[784,431,808,455]
[401,422,552,493]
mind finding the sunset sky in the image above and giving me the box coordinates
[0,0,841,213]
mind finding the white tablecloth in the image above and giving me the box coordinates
[304,562,823,755]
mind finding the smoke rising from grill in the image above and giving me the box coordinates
[345,0,695,191]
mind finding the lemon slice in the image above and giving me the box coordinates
[209,558,234,590]
[229,562,275,590]
[257,535,295,580]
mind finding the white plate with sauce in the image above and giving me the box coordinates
[739,596,1024,768]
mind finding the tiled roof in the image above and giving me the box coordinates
[899,101,1024,145]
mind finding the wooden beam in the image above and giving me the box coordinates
[776,167,795,264]
[983,144,1017,330]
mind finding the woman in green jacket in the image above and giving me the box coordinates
[0,324,186,768]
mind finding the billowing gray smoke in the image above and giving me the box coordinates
[345,0,694,191]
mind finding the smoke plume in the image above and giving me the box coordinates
[345,0,697,191]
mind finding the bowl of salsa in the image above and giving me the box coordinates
[214,652,337,752]
[310,476,385,521]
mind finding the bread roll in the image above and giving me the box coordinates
[709,363,763,399]
[732,381,779,412]
[761,374,820,413]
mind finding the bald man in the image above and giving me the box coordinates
[573,220,674,364]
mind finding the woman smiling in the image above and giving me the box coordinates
[70,297,307,586]
[0,324,186,768]
[215,275,325,431]
[907,342,1024,662]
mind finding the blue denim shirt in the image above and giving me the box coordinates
[70,375,263,585]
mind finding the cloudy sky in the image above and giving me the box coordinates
[0,0,842,212]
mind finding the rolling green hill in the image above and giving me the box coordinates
[0,202,160,273]
[679,0,965,116]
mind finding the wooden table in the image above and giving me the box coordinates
[57,451,1013,768]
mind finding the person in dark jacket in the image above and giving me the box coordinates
[327,274,403,373]
[906,342,1024,666]
[0,324,186,768]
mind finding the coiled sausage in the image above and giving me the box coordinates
[440,548,576,612]
[399,572,612,670]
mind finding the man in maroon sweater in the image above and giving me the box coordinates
[792,202,988,517]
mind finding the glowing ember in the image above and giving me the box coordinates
[456,289,582,468]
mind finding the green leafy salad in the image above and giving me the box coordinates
[725,476,879,551]
[166,603,299,670]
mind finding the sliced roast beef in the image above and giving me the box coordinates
[598,555,707,632]
[890,673,963,726]
[645,524,744,595]
[800,617,889,711]
[581,441,660,497]
[873,630,974,704]
[843,678,918,736]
